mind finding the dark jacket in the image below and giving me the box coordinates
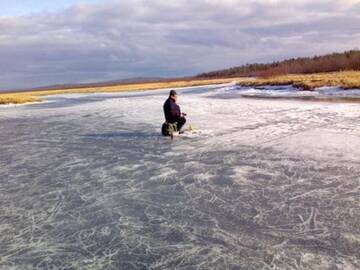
[163,97,181,123]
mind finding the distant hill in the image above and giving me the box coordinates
[196,50,360,78]
[4,50,360,94]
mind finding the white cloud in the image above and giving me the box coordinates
[0,0,359,90]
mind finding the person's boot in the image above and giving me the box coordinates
[170,130,174,140]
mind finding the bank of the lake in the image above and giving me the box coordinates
[1,71,360,105]
[240,71,360,90]
[0,77,249,105]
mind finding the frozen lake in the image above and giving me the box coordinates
[1,84,359,269]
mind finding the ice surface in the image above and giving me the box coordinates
[213,84,360,101]
[0,84,359,269]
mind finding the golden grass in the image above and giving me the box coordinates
[0,77,248,105]
[1,71,360,105]
[241,71,360,90]
[0,94,40,105]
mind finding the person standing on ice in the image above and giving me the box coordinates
[162,90,187,138]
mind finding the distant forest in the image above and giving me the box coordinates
[196,50,360,78]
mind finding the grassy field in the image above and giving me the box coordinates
[0,94,41,105]
[241,71,360,90]
[1,71,360,105]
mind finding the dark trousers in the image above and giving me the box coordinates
[177,117,186,131]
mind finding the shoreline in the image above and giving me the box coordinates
[1,71,359,105]
[0,77,246,105]
[238,70,360,90]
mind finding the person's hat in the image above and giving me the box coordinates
[169,89,178,96]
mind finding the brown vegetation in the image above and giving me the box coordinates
[196,50,360,78]
[240,71,360,90]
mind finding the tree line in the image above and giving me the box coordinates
[196,50,360,78]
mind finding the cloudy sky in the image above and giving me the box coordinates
[0,0,359,90]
